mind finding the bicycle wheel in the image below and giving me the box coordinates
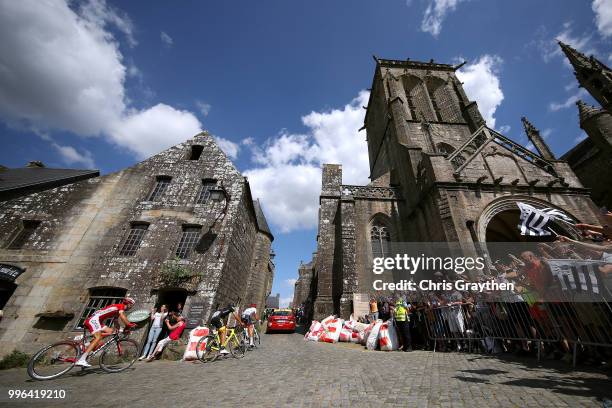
[228,335,246,359]
[27,341,79,381]
[196,335,219,363]
[100,339,138,373]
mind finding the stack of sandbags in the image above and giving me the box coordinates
[378,321,399,351]
[182,326,210,361]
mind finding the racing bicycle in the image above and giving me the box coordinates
[196,325,246,362]
[27,325,139,380]
[241,324,261,349]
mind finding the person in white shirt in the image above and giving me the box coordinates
[241,304,259,347]
[139,304,168,360]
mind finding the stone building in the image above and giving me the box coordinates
[0,132,274,355]
[558,42,612,209]
[293,257,315,308]
[306,56,604,320]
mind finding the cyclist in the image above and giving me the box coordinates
[241,303,259,347]
[210,304,242,355]
[75,297,137,367]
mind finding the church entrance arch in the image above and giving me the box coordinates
[476,196,579,261]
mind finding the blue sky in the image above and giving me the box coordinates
[1,0,611,307]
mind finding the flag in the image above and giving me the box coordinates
[517,202,574,236]
[547,259,604,295]
[518,202,552,236]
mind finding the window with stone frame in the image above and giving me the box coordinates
[74,287,127,330]
[118,222,149,256]
[370,225,391,258]
[6,220,41,250]
[197,179,217,204]
[175,225,202,259]
[148,176,172,201]
[403,76,436,122]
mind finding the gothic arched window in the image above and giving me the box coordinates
[370,225,390,258]
[426,77,462,123]
[403,76,435,122]
[436,142,456,156]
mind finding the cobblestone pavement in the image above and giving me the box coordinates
[0,330,610,408]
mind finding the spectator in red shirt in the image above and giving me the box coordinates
[146,313,186,361]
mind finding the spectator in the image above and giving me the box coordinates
[394,298,412,352]
[139,304,168,361]
[146,313,186,361]
[369,297,379,321]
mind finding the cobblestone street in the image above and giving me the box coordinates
[0,330,610,407]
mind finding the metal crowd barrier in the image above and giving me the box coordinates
[420,299,612,366]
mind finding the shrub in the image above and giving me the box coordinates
[0,350,30,370]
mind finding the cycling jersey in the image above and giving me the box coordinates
[241,307,257,324]
[211,306,235,329]
[84,303,126,334]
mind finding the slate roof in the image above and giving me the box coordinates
[253,199,273,239]
[0,167,99,201]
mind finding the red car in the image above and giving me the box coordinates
[267,309,296,333]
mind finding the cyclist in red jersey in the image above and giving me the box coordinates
[75,297,137,367]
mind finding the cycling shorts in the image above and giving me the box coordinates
[241,315,253,325]
[211,317,225,331]
[84,316,107,335]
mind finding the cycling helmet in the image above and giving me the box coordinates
[250,303,256,308]
[122,297,136,306]
[227,303,235,311]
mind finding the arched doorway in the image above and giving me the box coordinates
[155,288,188,314]
[477,197,579,262]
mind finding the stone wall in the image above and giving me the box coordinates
[0,132,274,355]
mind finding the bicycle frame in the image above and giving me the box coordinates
[209,327,240,351]
[66,328,130,363]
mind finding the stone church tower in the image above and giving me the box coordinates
[310,57,602,320]
[559,42,612,209]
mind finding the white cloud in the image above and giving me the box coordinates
[79,0,137,47]
[279,297,293,308]
[109,104,202,158]
[245,91,369,233]
[593,0,612,38]
[533,22,595,64]
[456,55,504,128]
[213,136,240,160]
[0,0,202,160]
[160,31,173,47]
[285,278,297,287]
[498,125,511,134]
[541,128,553,140]
[420,0,467,37]
[549,88,588,111]
[196,100,211,117]
[53,143,96,168]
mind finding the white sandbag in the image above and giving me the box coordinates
[305,321,321,337]
[305,321,323,341]
[352,322,368,333]
[321,315,336,329]
[339,327,352,342]
[360,322,375,346]
[378,321,399,351]
[319,318,343,343]
[366,321,383,350]
[349,331,362,343]
[182,326,210,361]
[343,320,357,331]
